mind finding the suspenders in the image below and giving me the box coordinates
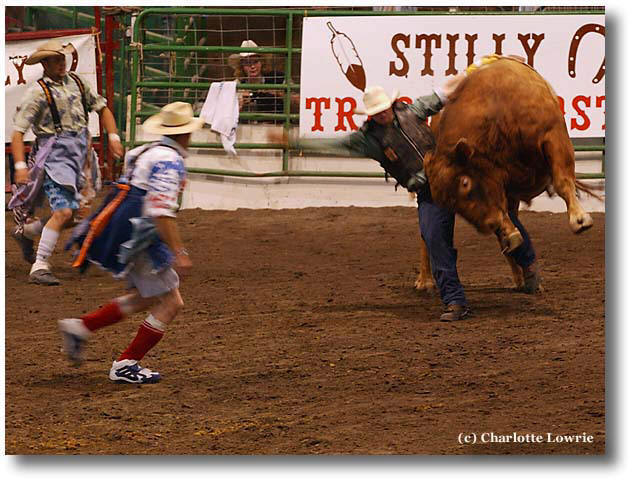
[37,73,89,133]
[67,71,89,123]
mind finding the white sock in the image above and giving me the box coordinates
[145,313,166,332]
[34,227,60,265]
[23,218,46,240]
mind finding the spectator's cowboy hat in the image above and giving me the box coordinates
[354,85,399,116]
[143,102,205,135]
[25,39,75,65]
[228,40,273,72]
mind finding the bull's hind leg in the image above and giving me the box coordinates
[543,130,593,233]
[415,237,435,291]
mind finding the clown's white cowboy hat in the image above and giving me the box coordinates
[143,102,205,135]
[354,85,400,116]
[25,38,75,65]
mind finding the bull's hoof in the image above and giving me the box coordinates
[570,212,594,233]
[500,230,523,254]
[414,276,435,292]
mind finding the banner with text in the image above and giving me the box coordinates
[5,33,100,142]
[300,15,605,138]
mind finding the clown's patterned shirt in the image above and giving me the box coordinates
[127,136,188,219]
[13,73,106,137]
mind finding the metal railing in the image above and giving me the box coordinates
[125,7,604,180]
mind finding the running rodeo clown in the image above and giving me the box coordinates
[9,38,124,285]
[59,102,203,384]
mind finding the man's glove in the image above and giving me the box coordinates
[406,170,428,193]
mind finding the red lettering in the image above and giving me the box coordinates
[305,97,331,132]
[571,95,591,131]
[557,95,565,116]
[334,97,358,132]
[596,95,605,130]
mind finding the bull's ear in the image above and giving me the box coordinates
[452,138,473,165]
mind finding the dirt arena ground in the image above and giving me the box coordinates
[4,206,604,455]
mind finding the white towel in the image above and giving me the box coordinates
[200,81,239,156]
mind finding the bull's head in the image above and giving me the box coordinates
[424,137,509,235]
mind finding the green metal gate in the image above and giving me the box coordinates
[128,7,605,180]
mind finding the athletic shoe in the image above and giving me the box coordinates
[29,268,60,285]
[58,318,88,366]
[11,227,36,264]
[109,359,161,384]
[440,304,470,322]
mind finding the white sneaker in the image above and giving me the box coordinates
[58,318,90,365]
[109,359,161,384]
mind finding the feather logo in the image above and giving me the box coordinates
[327,21,367,92]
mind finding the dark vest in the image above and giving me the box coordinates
[363,101,435,188]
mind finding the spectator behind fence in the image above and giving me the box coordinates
[228,40,298,120]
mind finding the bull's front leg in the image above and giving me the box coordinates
[496,233,525,290]
[495,213,523,254]
[414,237,435,291]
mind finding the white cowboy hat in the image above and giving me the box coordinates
[228,42,273,74]
[25,38,75,65]
[239,39,260,57]
[143,102,205,135]
[354,85,399,116]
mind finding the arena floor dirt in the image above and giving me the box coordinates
[4,206,605,455]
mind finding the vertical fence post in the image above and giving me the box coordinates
[105,12,117,180]
[93,7,106,177]
[117,16,127,140]
[283,12,294,172]
[129,12,141,148]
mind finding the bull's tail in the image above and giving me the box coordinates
[575,179,604,201]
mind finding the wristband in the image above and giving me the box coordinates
[108,133,121,143]
[14,161,28,170]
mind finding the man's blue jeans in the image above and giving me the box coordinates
[507,209,536,269]
[417,196,467,306]
[417,195,537,307]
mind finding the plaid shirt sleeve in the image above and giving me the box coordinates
[12,84,47,134]
[76,73,107,113]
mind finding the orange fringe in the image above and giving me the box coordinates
[72,184,130,268]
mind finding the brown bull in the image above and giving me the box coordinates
[413,109,529,291]
[415,56,599,292]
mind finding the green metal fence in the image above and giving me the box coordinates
[124,7,606,180]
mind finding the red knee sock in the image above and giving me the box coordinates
[117,314,165,362]
[81,301,124,332]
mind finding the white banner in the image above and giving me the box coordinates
[300,15,605,138]
[5,33,100,142]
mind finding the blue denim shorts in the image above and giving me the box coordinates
[43,173,79,211]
